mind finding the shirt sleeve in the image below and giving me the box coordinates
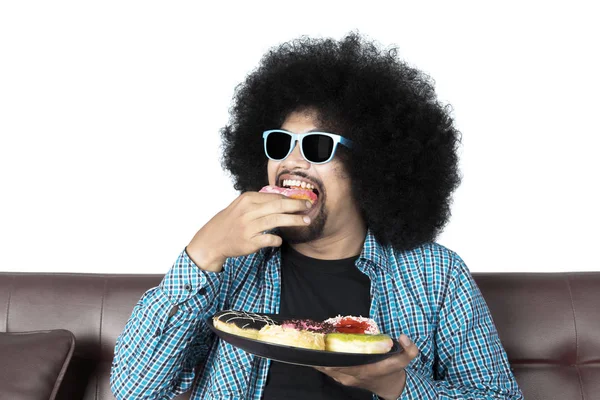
[398,253,524,400]
[110,249,223,400]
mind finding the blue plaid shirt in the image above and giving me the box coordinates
[110,231,523,399]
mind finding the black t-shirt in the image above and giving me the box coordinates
[262,244,372,400]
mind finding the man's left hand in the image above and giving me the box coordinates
[314,334,419,400]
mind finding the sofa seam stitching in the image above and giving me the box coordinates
[565,274,584,400]
[574,364,585,400]
[565,274,579,364]
[4,276,14,332]
[97,277,108,400]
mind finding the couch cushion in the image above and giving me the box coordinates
[474,272,600,400]
[0,329,75,400]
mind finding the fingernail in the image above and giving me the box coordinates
[303,216,311,224]
[400,335,412,347]
[305,201,312,208]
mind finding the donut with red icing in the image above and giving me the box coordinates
[324,315,381,334]
[325,333,394,354]
[322,315,394,354]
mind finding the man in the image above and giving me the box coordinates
[110,33,523,399]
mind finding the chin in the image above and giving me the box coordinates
[279,208,327,244]
[279,226,320,244]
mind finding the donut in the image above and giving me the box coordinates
[325,333,394,354]
[323,316,393,353]
[259,185,318,204]
[281,319,336,334]
[257,325,325,350]
[324,315,381,334]
[212,310,275,340]
[256,318,334,350]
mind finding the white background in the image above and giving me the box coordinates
[1,1,598,274]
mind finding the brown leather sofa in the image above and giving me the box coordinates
[1,271,598,400]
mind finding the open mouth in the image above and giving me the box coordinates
[279,178,320,199]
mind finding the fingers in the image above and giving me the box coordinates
[315,367,356,387]
[252,233,283,248]
[239,194,312,234]
[254,213,311,233]
[239,191,293,204]
[246,196,312,220]
[216,190,317,257]
[314,335,419,378]
[237,192,313,234]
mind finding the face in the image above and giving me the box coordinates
[267,110,361,244]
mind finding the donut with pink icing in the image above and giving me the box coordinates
[257,325,326,350]
[281,319,336,334]
[259,185,317,204]
[255,318,330,350]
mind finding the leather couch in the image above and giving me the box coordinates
[1,271,598,400]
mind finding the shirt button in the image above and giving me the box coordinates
[184,284,192,291]
[199,287,207,295]
[154,329,161,337]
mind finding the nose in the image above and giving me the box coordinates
[281,140,310,169]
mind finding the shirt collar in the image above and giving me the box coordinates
[260,229,392,274]
[357,229,393,274]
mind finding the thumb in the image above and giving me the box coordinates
[399,334,419,361]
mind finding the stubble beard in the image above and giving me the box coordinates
[278,204,328,244]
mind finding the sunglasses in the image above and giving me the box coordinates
[262,129,353,164]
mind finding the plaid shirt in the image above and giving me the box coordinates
[110,231,523,399]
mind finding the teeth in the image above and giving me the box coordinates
[282,179,315,191]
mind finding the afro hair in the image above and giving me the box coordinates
[220,32,461,251]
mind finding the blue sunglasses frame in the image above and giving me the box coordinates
[262,129,353,164]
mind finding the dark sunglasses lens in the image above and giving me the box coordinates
[303,134,334,163]
[266,131,292,160]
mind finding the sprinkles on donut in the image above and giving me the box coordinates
[213,311,394,354]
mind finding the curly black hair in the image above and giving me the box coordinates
[220,32,461,251]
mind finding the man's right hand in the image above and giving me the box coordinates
[186,192,312,272]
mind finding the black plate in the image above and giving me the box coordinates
[207,312,402,367]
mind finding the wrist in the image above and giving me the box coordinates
[185,244,225,272]
[376,369,406,400]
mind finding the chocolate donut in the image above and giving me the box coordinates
[212,310,275,340]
